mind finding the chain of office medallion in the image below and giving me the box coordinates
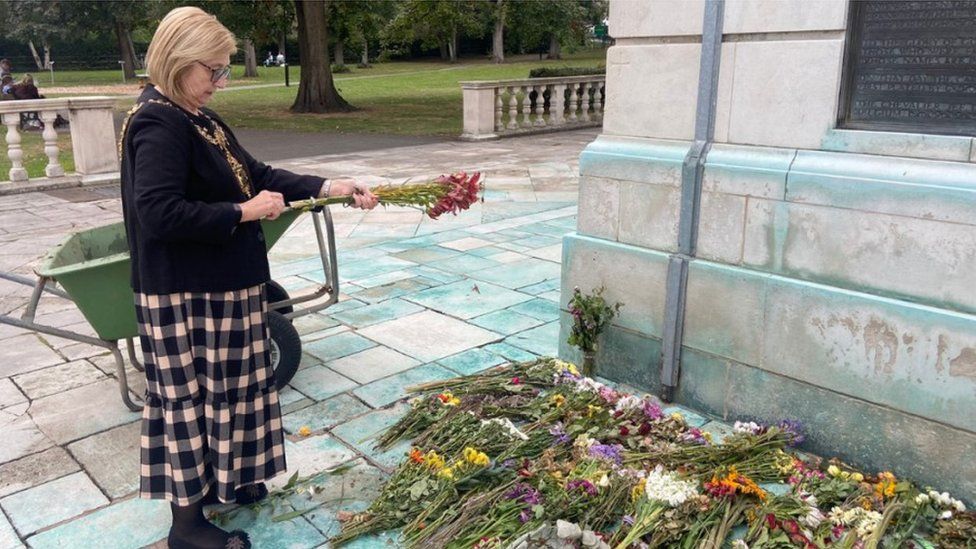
[117,99,253,199]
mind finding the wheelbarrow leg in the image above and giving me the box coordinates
[110,345,143,412]
[125,337,145,372]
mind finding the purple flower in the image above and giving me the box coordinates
[501,458,517,469]
[505,483,543,505]
[622,515,635,526]
[588,443,624,465]
[549,423,571,445]
[598,386,619,405]
[519,509,533,523]
[642,401,663,421]
[567,479,598,497]
[778,419,806,447]
[680,428,709,445]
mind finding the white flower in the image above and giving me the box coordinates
[828,506,882,537]
[954,500,966,512]
[732,421,763,435]
[939,510,953,520]
[573,434,596,450]
[613,395,644,413]
[915,493,930,505]
[643,465,699,507]
[597,474,610,488]
[480,417,529,441]
[731,541,749,549]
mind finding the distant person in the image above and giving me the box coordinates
[11,74,42,100]
[11,75,43,129]
[1,75,13,97]
[264,51,275,67]
[276,51,285,66]
[0,59,11,79]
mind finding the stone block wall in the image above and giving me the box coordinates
[561,0,976,500]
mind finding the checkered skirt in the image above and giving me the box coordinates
[135,285,287,506]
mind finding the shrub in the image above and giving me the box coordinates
[528,65,605,78]
[331,63,351,73]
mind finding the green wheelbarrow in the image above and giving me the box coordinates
[0,206,340,412]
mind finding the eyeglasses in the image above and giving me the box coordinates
[196,61,231,83]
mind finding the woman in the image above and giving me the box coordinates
[120,7,377,549]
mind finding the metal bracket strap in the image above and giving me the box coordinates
[659,0,726,403]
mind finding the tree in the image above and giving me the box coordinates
[291,0,351,113]
[490,0,505,63]
[508,0,606,59]
[67,1,151,78]
[5,0,70,70]
[383,0,487,63]
[328,0,393,67]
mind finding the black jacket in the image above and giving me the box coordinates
[121,86,324,293]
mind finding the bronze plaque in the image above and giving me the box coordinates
[839,0,976,135]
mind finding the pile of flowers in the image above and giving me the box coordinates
[324,358,970,548]
[289,172,482,220]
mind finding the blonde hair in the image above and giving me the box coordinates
[145,6,236,106]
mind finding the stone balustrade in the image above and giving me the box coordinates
[0,96,119,188]
[461,75,606,140]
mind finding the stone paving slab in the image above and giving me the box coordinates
[0,471,109,536]
[358,310,500,363]
[29,379,141,445]
[66,421,141,499]
[25,497,169,549]
[0,446,79,499]
[0,406,54,464]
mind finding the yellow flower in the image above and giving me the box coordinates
[850,472,864,483]
[549,471,564,481]
[702,431,713,443]
[670,412,685,422]
[424,451,445,470]
[550,394,566,407]
[463,447,490,467]
[587,404,602,418]
[298,425,312,437]
[438,467,454,480]
[631,478,647,502]
[828,465,842,477]
[436,392,460,406]
[554,360,580,376]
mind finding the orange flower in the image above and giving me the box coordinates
[409,448,424,464]
[874,471,897,499]
[705,467,767,501]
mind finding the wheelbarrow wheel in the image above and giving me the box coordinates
[267,310,301,390]
[265,280,294,316]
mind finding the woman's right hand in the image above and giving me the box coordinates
[239,190,285,222]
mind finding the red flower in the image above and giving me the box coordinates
[511,376,521,385]
[619,426,630,436]
[427,172,483,219]
[637,422,651,436]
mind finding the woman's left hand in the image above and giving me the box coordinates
[327,178,378,210]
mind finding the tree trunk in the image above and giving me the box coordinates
[334,40,344,65]
[28,40,43,70]
[42,43,52,70]
[243,38,259,77]
[360,39,369,67]
[448,26,458,62]
[291,0,352,113]
[439,42,449,60]
[127,31,142,69]
[491,0,505,63]
[278,30,287,57]
[547,35,562,59]
[114,20,137,79]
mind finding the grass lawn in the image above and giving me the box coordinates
[2,51,605,180]
[136,50,607,136]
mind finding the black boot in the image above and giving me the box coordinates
[168,500,251,549]
[200,483,269,507]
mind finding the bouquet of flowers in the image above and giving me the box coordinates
[289,172,483,220]
[566,287,621,375]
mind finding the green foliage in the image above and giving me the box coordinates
[382,0,491,60]
[331,63,351,74]
[528,65,604,78]
[566,286,621,354]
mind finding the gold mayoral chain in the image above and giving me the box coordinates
[118,99,254,199]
